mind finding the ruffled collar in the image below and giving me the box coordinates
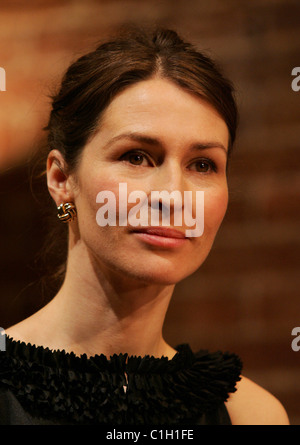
[0,336,242,424]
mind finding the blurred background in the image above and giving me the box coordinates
[0,0,299,424]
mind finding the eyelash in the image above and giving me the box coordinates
[119,150,218,173]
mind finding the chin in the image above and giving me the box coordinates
[123,261,202,286]
[99,258,190,286]
[93,239,211,285]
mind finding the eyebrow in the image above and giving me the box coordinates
[102,132,228,155]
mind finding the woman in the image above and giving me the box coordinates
[0,27,289,425]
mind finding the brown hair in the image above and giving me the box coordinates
[45,27,238,173]
[35,26,238,298]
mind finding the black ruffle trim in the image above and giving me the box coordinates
[0,337,242,424]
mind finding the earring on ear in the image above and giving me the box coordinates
[57,202,77,223]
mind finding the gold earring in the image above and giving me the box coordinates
[57,202,77,223]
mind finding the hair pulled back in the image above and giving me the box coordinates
[45,27,238,173]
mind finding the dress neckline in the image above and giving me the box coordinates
[4,335,196,373]
[0,335,242,424]
[5,334,181,361]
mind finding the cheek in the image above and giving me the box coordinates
[75,173,120,237]
[77,175,140,236]
[204,187,228,234]
[82,173,120,210]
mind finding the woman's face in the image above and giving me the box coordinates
[70,78,229,285]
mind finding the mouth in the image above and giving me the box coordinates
[130,227,189,248]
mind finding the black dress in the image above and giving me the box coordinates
[0,336,242,425]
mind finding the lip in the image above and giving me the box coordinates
[130,227,189,248]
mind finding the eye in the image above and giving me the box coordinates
[120,150,153,166]
[190,159,217,173]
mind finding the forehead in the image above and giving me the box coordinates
[96,78,229,148]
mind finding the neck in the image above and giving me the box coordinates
[30,242,176,359]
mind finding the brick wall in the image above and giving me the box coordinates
[0,0,299,424]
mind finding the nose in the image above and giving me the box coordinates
[149,157,186,195]
[148,159,187,224]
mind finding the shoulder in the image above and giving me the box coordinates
[225,375,290,425]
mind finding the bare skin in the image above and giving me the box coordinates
[6,77,289,425]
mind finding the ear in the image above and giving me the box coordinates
[47,149,74,207]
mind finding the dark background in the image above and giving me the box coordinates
[0,0,299,424]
